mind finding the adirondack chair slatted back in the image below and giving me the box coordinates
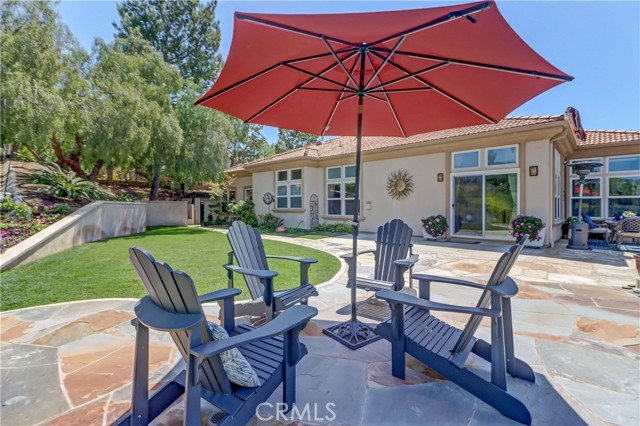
[451,236,527,355]
[375,219,414,282]
[227,221,270,300]
[129,247,232,394]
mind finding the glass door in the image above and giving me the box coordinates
[485,173,518,238]
[453,175,483,236]
[453,172,519,238]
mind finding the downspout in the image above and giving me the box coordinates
[548,126,568,248]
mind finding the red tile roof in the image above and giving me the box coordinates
[580,130,640,146]
[229,115,638,171]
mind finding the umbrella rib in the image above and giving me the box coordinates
[322,37,359,89]
[363,35,406,90]
[369,50,496,124]
[287,47,358,66]
[369,2,492,47]
[369,87,433,94]
[367,62,450,91]
[365,53,407,137]
[247,51,360,124]
[283,63,353,91]
[371,47,574,82]
[194,62,281,105]
[236,12,359,47]
[322,54,362,136]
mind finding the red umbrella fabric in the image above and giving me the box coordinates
[196,0,571,351]
[196,1,572,137]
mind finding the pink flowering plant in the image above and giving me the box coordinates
[421,214,449,238]
[1,199,70,253]
[509,214,544,242]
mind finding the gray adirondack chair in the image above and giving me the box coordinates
[345,219,418,292]
[375,236,535,425]
[226,220,319,321]
[116,247,317,426]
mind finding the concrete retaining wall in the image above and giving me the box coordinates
[144,201,189,226]
[1,202,146,272]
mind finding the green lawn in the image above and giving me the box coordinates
[0,227,340,311]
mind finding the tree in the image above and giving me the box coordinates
[114,0,223,87]
[275,129,322,154]
[88,34,184,199]
[172,81,230,190]
[1,1,86,160]
[228,119,273,166]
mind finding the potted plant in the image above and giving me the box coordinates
[510,214,545,247]
[421,214,448,240]
[561,216,577,239]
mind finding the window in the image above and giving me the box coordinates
[453,150,479,169]
[244,187,253,201]
[608,176,640,216]
[571,178,601,217]
[608,155,640,173]
[327,165,356,216]
[227,187,237,203]
[275,168,302,209]
[554,150,562,220]
[487,145,518,167]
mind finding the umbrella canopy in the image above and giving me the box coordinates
[196,0,572,349]
[196,1,572,137]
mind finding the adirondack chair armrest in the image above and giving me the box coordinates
[340,249,376,260]
[394,255,419,269]
[134,296,204,332]
[223,264,279,279]
[487,276,519,298]
[266,255,318,264]
[198,288,242,304]
[412,273,486,290]
[190,305,318,358]
[376,290,501,318]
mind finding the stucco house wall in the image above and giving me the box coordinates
[362,153,447,235]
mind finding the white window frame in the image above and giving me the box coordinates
[244,186,253,201]
[554,150,562,221]
[326,165,356,216]
[227,187,237,203]
[275,168,302,210]
[485,144,519,168]
[452,149,480,170]
[570,177,602,218]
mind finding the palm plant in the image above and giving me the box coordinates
[32,163,111,200]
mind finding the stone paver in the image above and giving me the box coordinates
[1,235,639,425]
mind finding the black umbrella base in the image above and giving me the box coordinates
[323,319,381,350]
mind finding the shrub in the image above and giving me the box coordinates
[314,223,352,233]
[259,213,284,231]
[510,214,545,242]
[228,200,258,226]
[32,163,110,200]
[421,214,449,238]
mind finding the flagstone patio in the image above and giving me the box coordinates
[1,235,638,425]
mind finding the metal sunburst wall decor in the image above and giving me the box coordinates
[386,169,414,200]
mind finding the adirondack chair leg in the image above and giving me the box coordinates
[283,324,304,411]
[185,354,203,426]
[299,263,311,286]
[131,319,149,426]
[502,298,517,378]
[490,296,507,391]
[390,303,406,379]
[418,280,430,302]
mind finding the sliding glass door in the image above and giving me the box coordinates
[452,171,519,239]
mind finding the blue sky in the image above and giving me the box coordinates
[57,0,640,143]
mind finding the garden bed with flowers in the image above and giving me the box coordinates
[1,198,71,253]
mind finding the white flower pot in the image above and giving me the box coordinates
[422,229,437,240]
[524,227,546,248]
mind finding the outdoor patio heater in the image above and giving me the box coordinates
[565,160,603,250]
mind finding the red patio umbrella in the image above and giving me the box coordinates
[196,0,572,349]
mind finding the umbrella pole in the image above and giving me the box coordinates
[323,44,381,350]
